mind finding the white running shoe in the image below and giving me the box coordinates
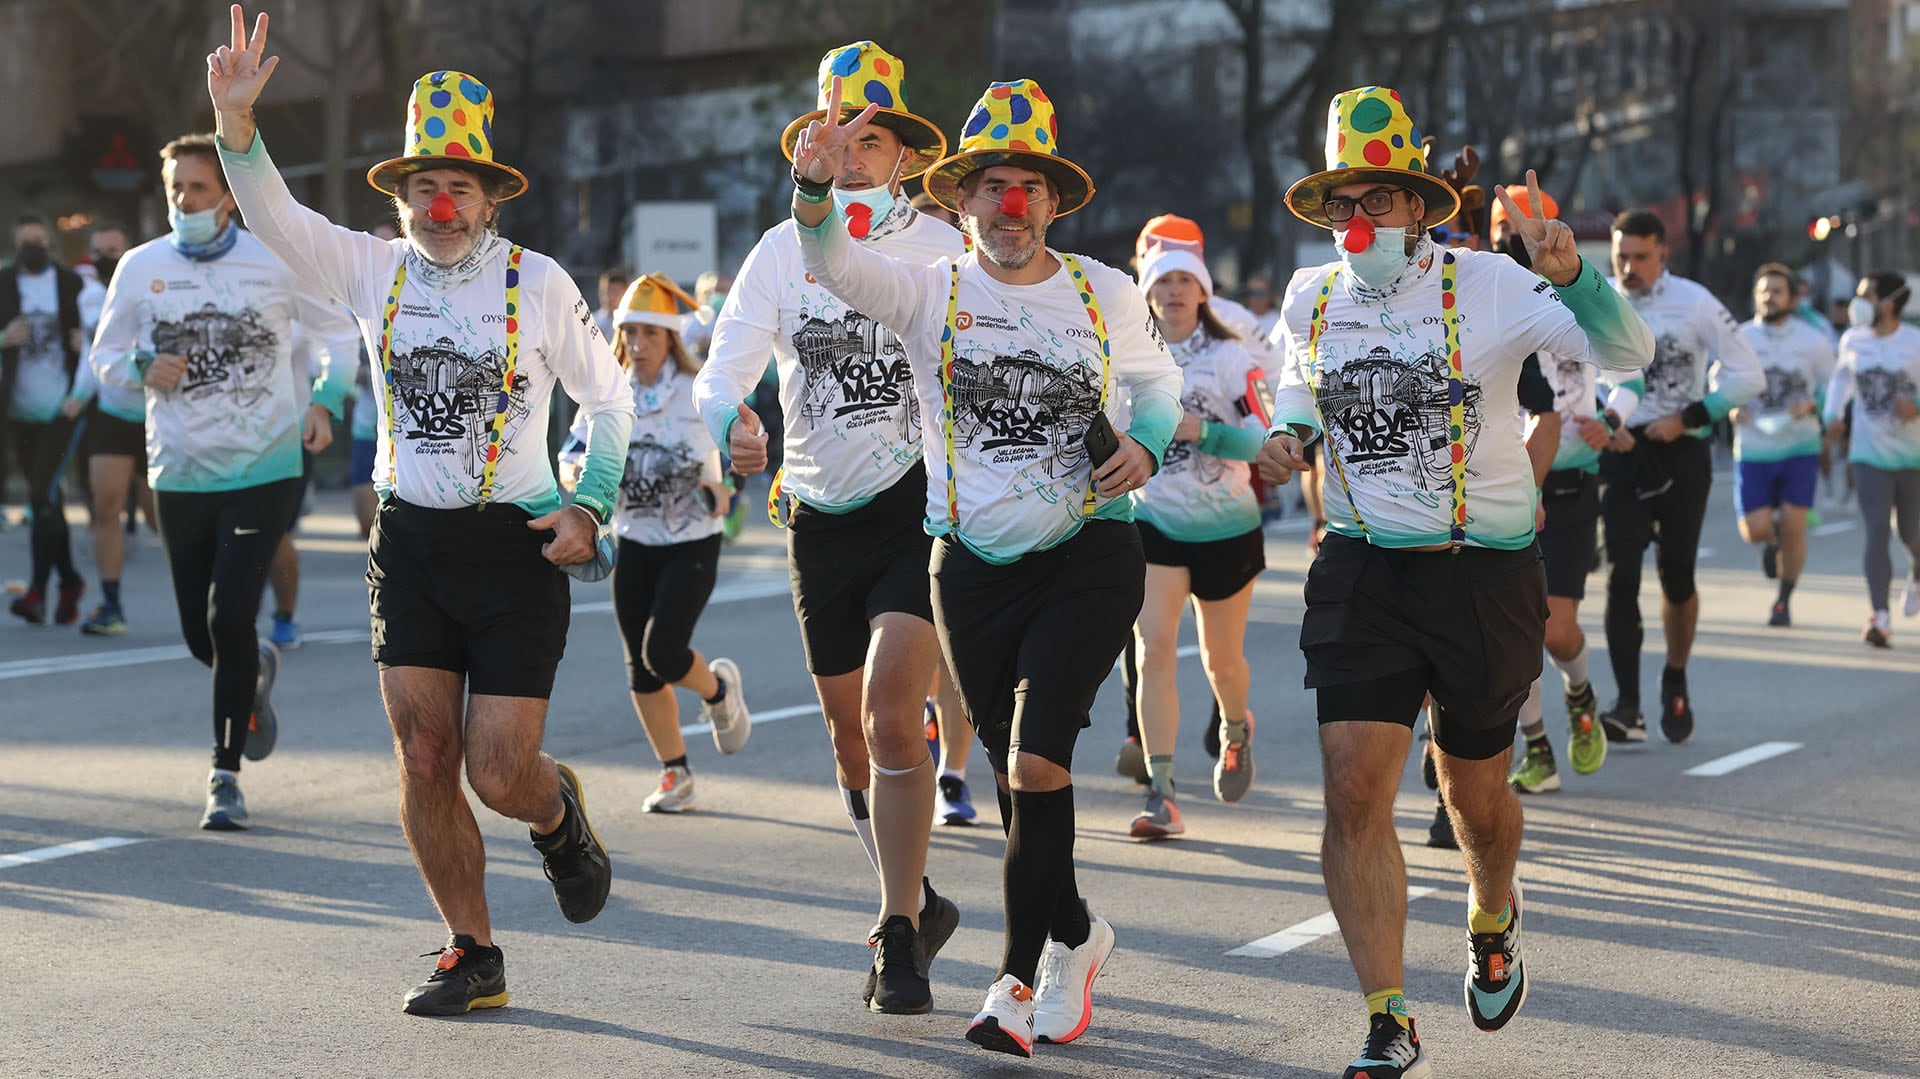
[641,765,695,813]
[702,658,751,755]
[1033,911,1116,1044]
[1904,578,1920,619]
[965,974,1036,1058]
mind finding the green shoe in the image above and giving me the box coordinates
[1566,684,1607,775]
[1509,741,1560,793]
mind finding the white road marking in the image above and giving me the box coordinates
[1684,741,1804,777]
[1812,520,1856,537]
[0,837,144,871]
[1228,887,1437,957]
[680,701,819,737]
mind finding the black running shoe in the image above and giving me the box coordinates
[531,763,612,924]
[1600,702,1646,744]
[1659,670,1693,744]
[1761,541,1778,580]
[1425,798,1457,850]
[868,915,932,1014]
[1769,600,1791,627]
[403,935,508,1016]
[863,878,959,1006]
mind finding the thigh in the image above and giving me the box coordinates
[1428,551,1546,759]
[463,548,570,699]
[1600,467,1654,563]
[611,539,665,656]
[1300,535,1426,690]
[787,506,881,678]
[647,534,722,647]
[1185,527,1266,602]
[1319,708,1418,807]
[1315,658,1428,726]
[1651,441,1713,569]
[368,503,466,676]
[1192,577,1255,663]
[464,692,551,779]
[209,481,300,601]
[931,542,1024,770]
[27,419,76,504]
[155,489,221,610]
[88,454,136,510]
[1009,523,1145,769]
[380,665,468,751]
[1780,456,1820,510]
[1134,561,1191,655]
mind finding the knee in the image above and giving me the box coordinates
[1543,620,1580,659]
[395,726,462,788]
[464,755,525,814]
[1008,750,1068,792]
[640,639,693,687]
[1137,637,1180,676]
[826,712,870,768]
[1321,761,1397,829]
[207,598,255,646]
[1201,653,1248,688]
[1740,517,1774,544]
[1438,760,1517,822]
[1656,561,1697,605]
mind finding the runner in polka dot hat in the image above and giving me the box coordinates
[367,70,529,200]
[1284,86,1458,230]
[781,42,947,178]
[924,79,1094,217]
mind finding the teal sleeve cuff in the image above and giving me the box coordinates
[1696,394,1733,422]
[1125,391,1181,468]
[1198,421,1267,462]
[572,412,630,521]
[215,130,264,162]
[312,378,351,421]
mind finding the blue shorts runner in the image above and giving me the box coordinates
[1735,455,1819,516]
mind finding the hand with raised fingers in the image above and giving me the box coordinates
[207,5,280,115]
[1494,169,1580,287]
[792,76,879,187]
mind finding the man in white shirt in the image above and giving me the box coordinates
[209,8,632,1017]
[1597,210,1763,745]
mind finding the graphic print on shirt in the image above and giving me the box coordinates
[1319,344,1484,487]
[1757,365,1813,411]
[948,351,1100,478]
[619,434,708,535]
[1644,332,1698,409]
[1550,356,1591,413]
[386,335,531,478]
[1162,387,1231,484]
[790,305,917,444]
[151,304,279,408]
[1856,367,1918,417]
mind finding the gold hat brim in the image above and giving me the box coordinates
[922,150,1094,218]
[367,156,530,200]
[780,108,948,180]
[1285,167,1459,230]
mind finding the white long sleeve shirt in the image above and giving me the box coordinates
[1825,323,1920,471]
[1606,271,1764,435]
[564,365,723,547]
[1134,328,1268,543]
[693,208,965,511]
[90,230,360,492]
[217,135,631,519]
[1734,317,1836,463]
[796,212,1184,564]
[1272,250,1654,549]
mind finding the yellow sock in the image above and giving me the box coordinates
[1365,987,1411,1030]
[1468,893,1512,934]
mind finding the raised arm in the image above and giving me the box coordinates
[1496,172,1653,374]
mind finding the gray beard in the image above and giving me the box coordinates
[402,218,485,267]
[971,217,1049,270]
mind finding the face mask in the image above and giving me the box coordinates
[92,256,118,284]
[706,293,726,314]
[832,184,898,239]
[169,205,223,245]
[14,242,48,273]
[1335,224,1415,290]
[1499,234,1533,271]
[1848,297,1877,329]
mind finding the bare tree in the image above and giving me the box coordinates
[62,1,220,145]
[271,0,407,224]
[1665,0,1738,279]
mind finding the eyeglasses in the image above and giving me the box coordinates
[964,181,1055,213]
[1322,187,1407,223]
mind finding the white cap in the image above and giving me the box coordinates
[1139,247,1213,298]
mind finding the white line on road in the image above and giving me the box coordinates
[1228,887,1437,957]
[679,702,819,737]
[0,837,144,871]
[1684,741,1804,777]
[1812,519,1856,537]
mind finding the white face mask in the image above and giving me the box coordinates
[168,205,223,245]
[1334,225,1416,290]
[1848,297,1878,329]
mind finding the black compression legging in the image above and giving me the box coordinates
[156,478,302,772]
[1600,434,1713,707]
[611,534,722,693]
[10,418,81,593]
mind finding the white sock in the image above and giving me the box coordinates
[941,767,965,782]
[210,768,238,782]
[1518,678,1544,732]
[1550,637,1590,693]
[839,785,881,879]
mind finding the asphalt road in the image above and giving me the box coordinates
[1,470,1916,1078]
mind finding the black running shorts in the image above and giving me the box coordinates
[1536,469,1600,601]
[368,498,571,699]
[932,519,1144,774]
[1136,519,1265,601]
[1303,533,1546,760]
[82,405,145,463]
[786,463,935,677]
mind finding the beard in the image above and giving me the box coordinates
[969,213,1050,270]
[400,210,487,267]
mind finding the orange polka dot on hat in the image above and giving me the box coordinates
[1284,86,1459,230]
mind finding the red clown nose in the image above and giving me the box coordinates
[427,193,458,223]
[846,202,873,239]
[998,187,1029,218]
[1341,216,1375,253]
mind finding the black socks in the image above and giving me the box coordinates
[1001,785,1084,986]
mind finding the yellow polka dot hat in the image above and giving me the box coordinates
[367,70,529,201]
[616,272,700,331]
[781,42,947,179]
[924,79,1094,217]
[1285,86,1458,230]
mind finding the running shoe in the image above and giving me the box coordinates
[402,936,508,1016]
[702,658,752,754]
[269,613,302,650]
[200,774,249,831]
[1600,702,1646,744]
[79,605,128,637]
[1419,728,1438,791]
[1341,1012,1431,1079]
[1129,786,1184,840]
[8,589,45,625]
[1465,878,1529,1032]
[1566,685,1606,776]
[965,975,1036,1058]
[1425,798,1456,850]
[860,878,959,1008]
[1033,910,1116,1044]
[531,762,612,924]
[1213,712,1254,803]
[1659,670,1693,744]
[1760,541,1778,580]
[1114,736,1148,785]
[1865,610,1892,648]
[924,699,940,761]
[1509,741,1560,793]
[936,774,977,826]
[1906,579,1920,618]
[244,642,279,762]
[53,579,83,626]
[641,764,695,813]
[868,914,933,1014]
[1769,599,1791,627]
[1203,701,1222,760]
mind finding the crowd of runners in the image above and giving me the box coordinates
[3,7,1918,1076]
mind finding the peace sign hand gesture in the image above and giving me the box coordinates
[207,4,280,116]
[792,76,880,186]
[1494,169,1581,287]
